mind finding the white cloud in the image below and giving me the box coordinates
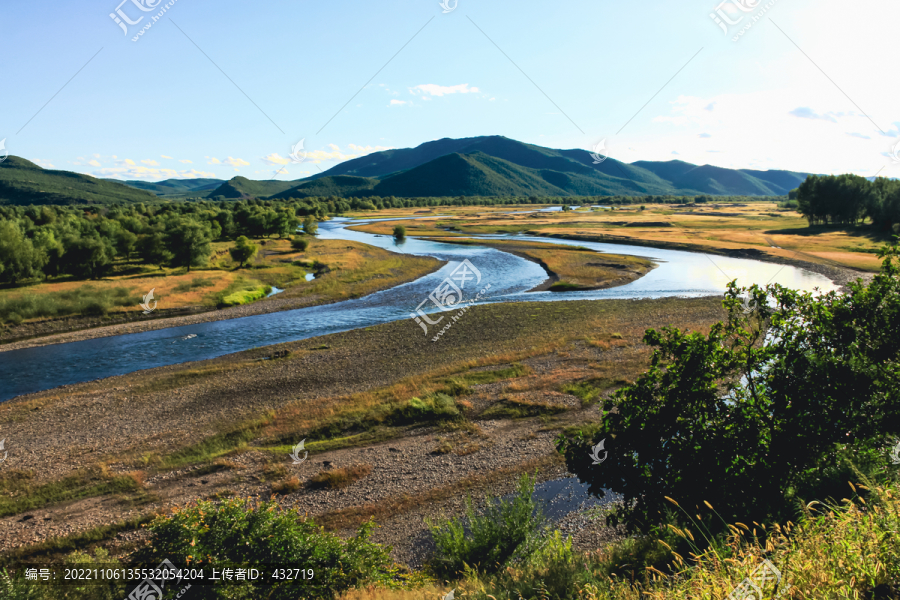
[33,159,55,169]
[142,159,160,166]
[789,107,842,123]
[116,158,136,166]
[206,157,221,164]
[161,155,173,159]
[410,83,479,97]
[224,157,250,167]
[180,159,193,164]
[301,143,393,164]
[261,153,290,166]
[390,99,408,106]
[88,159,102,167]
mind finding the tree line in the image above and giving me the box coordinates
[0,193,779,286]
[0,200,319,284]
[795,174,900,230]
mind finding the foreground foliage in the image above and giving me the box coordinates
[559,242,900,532]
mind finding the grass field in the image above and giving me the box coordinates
[349,203,890,272]
[0,237,440,334]
[428,237,655,291]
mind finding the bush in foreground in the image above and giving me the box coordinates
[558,243,900,534]
[427,473,548,579]
[130,498,402,600]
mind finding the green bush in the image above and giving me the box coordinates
[291,237,309,251]
[427,473,548,578]
[558,243,900,534]
[131,498,400,600]
[393,225,406,239]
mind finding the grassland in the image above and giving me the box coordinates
[427,237,655,291]
[0,237,441,347]
[0,296,724,557]
[350,202,889,272]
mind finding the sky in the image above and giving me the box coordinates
[2,0,900,182]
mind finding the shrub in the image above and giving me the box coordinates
[309,465,373,490]
[558,243,900,534]
[228,235,258,268]
[131,498,399,600]
[291,237,310,252]
[393,225,406,239]
[427,473,548,578]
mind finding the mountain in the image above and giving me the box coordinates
[2,137,813,206]
[112,178,225,196]
[259,136,809,199]
[0,156,158,206]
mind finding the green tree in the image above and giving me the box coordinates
[165,220,212,272]
[558,244,900,532]
[290,237,309,252]
[0,221,47,283]
[60,235,113,279]
[393,224,406,239]
[228,235,258,268]
[303,215,318,236]
[137,232,171,271]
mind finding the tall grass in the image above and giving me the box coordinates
[0,285,139,324]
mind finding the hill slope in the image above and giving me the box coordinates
[112,178,225,196]
[0,157,158,206]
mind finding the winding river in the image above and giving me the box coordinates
[0,216,836,402]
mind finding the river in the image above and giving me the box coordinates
[0,216,836,402]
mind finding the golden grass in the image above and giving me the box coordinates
[350,203,890,272]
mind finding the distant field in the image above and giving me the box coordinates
[350,203,888,272]
[0,237,440,340]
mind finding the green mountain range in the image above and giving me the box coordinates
[106,178,225,196]
[0,157,158,205]
[1,136,812,206]
[218,136,810,199]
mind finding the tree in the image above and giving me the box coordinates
[165,220,212,272]
[393,225,406,239]
[0,221,47,283]
[303,216,318,236]
[137,232,171,270]
[558,244,900,533]
[60,235,113,279]
[290,237,309,252]
[228,235,258,268]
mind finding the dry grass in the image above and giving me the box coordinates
[340,585,448,600]
[428,238,654,291]
[350,203,889,272]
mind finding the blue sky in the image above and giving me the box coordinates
[2,0,899,182]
